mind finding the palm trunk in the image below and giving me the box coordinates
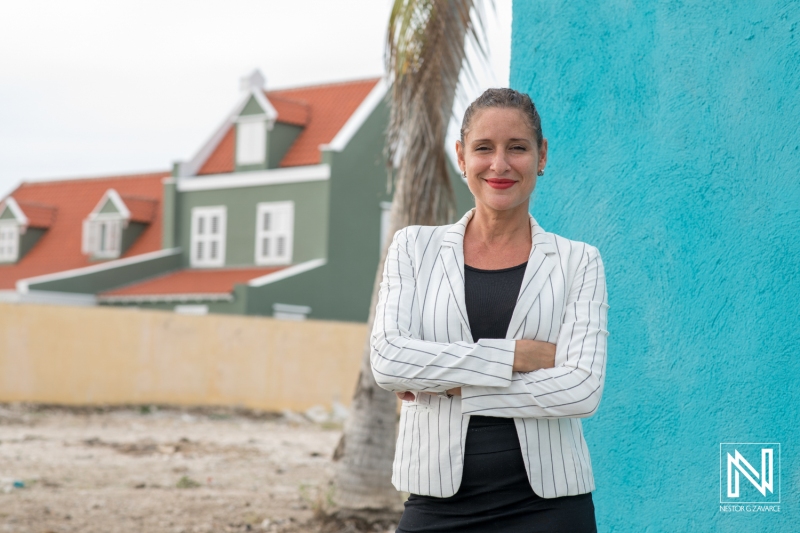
[333,0,483,515]
[332,240,402,512]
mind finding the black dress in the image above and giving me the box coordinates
[396,261,597,533]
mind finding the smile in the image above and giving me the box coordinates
[485,178,517,190]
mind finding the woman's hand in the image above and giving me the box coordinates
[513,340,557,373]
[395,387,462,401]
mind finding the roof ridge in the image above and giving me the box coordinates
[265,92,311,107]
[268,76,381,94]
[118,193,159,202]
[11,199,58,210]
[19,170,170,187]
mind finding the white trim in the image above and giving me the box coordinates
[273,303,311,314]
[99,293,234,304]
[88,189,131,220]
[0,289,97,306]
[177,95,251,177]
[0,197,29,226]
[273,303,311,321]
[251,90,278,123]
[177,84,278,178]
[320,78,388,153]
[236,113,270,123]
[176,164,330,192]
[248,258,326,287]
[174,304,209,315]
[16,248,181,293]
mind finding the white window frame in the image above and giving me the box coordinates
[82,215,124,259]
[236,117,267,166]
[190,206,227,268]
[254,201,294,266]
[0,221,19,262]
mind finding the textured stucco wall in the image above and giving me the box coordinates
[511,1,799,531]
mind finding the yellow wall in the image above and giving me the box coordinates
[0,303,367,412]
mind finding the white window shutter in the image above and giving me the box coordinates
[0,223,19,261]
[236,120,266,165]
[190,206,226,267]
[255,201,293,265]
[82,220,97,254]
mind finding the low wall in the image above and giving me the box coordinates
[0,303,367,412]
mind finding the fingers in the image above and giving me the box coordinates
[395,391,416,401]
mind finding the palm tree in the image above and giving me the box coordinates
[333,0,488,515]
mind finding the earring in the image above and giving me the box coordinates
[462,171,467,179]
[537,169,545,176]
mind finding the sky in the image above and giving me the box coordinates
[0,0,511,199]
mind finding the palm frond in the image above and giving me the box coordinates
[386,0,489,227]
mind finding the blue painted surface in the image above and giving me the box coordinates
[511,1,799,531]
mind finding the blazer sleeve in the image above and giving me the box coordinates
[460,245,609,418]
[370,227,516,393]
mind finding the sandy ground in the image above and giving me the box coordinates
[0,404,399,533]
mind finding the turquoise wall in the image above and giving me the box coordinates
[511,2,799,531]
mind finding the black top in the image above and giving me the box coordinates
[464,261,527,428]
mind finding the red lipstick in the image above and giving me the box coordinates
[486,179,516,189]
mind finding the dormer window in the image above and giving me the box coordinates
[83,217,124,258]
[0,196,54,264]
[232,72,277,171]
[82,189,156,260]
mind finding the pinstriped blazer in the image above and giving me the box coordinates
[370,208,609,499]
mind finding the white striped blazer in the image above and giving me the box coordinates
[370,208,609,499]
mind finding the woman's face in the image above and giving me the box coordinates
[456,107,547,214]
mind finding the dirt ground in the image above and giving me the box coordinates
[0,404,401,533]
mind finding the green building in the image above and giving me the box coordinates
[17,71,472,322]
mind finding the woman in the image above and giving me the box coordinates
[371,88,608,532]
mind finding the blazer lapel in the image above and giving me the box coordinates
[438,210,474,342]
[437,210,557,343]
[506,215,557,339]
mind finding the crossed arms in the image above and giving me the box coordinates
[370,227,609,419]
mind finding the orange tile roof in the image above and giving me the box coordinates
[269,78,380,167]
[0,171,168,290]
[269,94,310,126]
[196,78,381,174]
[120,194,158,223]
[15,201,57,229]
[100,267,285,297]
[197,125,235,175]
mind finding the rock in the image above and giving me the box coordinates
[304,405,329,424]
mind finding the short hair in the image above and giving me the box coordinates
[459,88,543,149]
